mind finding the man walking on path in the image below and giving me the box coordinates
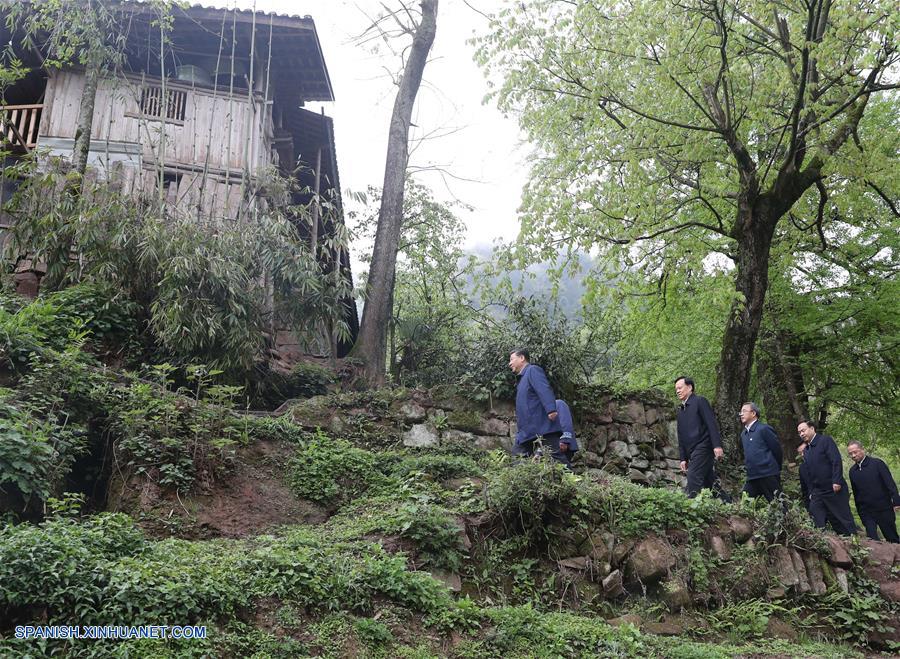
[797,420,857,536]
[739,402,783,501]
[508,349,564,461]
[847,441,900,543]
[675,376,729,500]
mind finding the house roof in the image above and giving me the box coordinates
[122,1,335,103]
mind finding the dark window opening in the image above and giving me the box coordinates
[140,85,187,121]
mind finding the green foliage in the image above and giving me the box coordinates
[455,605,646,658]
[485,458,592,544]
[0,513,146,620]
[4,161,352,380]
[352,181,482,388]
[815,589,897,647]
[0,402,65,500]
[105,365,246,491]
[285,362,335,398]
[600,478,726,538]
[697,599,792,641]
[328,496,466,570]
[0,284,136,373]
[219,621,308,659]
[288,433,384,504]
[476,0,899,454]
[452,297,600,404]
[0,297,60,371]
[391,452,480,482]
[247,414,310,444]
[0,515,454,630]
[0,332,113,507]
[464,536,554,606]
[353,616,394,647]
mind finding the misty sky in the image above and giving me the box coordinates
[221,0,528,258]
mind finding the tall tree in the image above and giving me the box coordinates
[353,0,439,385]
[478,0,898,450]
[353,180,478,385]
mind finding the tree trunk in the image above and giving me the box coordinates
[713,205,777,458]
[72,59,100,185]
[353,0,438,385]
[756,328,808,457]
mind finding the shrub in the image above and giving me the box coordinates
[250,361,336,410]
[390,453,481,481]
[462,605,647,657]
[485,459,592,545]
[284,362,335,398]
[105,366,246,492]
[5,162,352,381]
[288,434,386,504]
[0,297,59,371]
[0,394,89,503]
[328,497,466,570]
[598,476,726,537]
[0,514,145,620]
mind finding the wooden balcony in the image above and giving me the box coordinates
[0,104,43,153]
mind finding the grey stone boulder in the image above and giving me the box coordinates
[825,535,853,568]
[398,401,427,423]
[606,613,642,629]
[666,420,678,445]
[602,569,626,598]
[441,429,476,444]
[801,552,827,595]
[628,536,676,583]
[478,417,509,437]
[662,577,692,611]
[402,423,439,448]
[628,469,651,484]
[475,435,507,451]
[429,569,462,592]
[790,550,810,593]
[708,534,732,561]
[727,516,754,544]
[606,441,630,462]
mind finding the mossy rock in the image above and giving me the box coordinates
[446,409,482,432]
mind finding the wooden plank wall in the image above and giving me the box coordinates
[40,69,276,222]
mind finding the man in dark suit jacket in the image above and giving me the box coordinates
[739,402,783,501]
[675,376,729,500]
[509,349,564,460]
[797,420,856,536]
[847,441,900,543]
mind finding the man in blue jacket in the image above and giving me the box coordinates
[847,441,900,543]
[739,402,783,501]
[797,420,856,536]
[509,349,564,462]
[675,376,728,499]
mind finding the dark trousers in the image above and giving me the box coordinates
[685,442,731,502]
[513,432,572,468]
[742,475,782,502]
[860,509,899,543]
[809,489,857,536]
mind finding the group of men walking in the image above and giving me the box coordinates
[674,375,899,543]
[509,348,900,544]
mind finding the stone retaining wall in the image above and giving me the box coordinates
[389,388,684,487]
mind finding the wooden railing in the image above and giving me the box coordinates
[0,104,43,152]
